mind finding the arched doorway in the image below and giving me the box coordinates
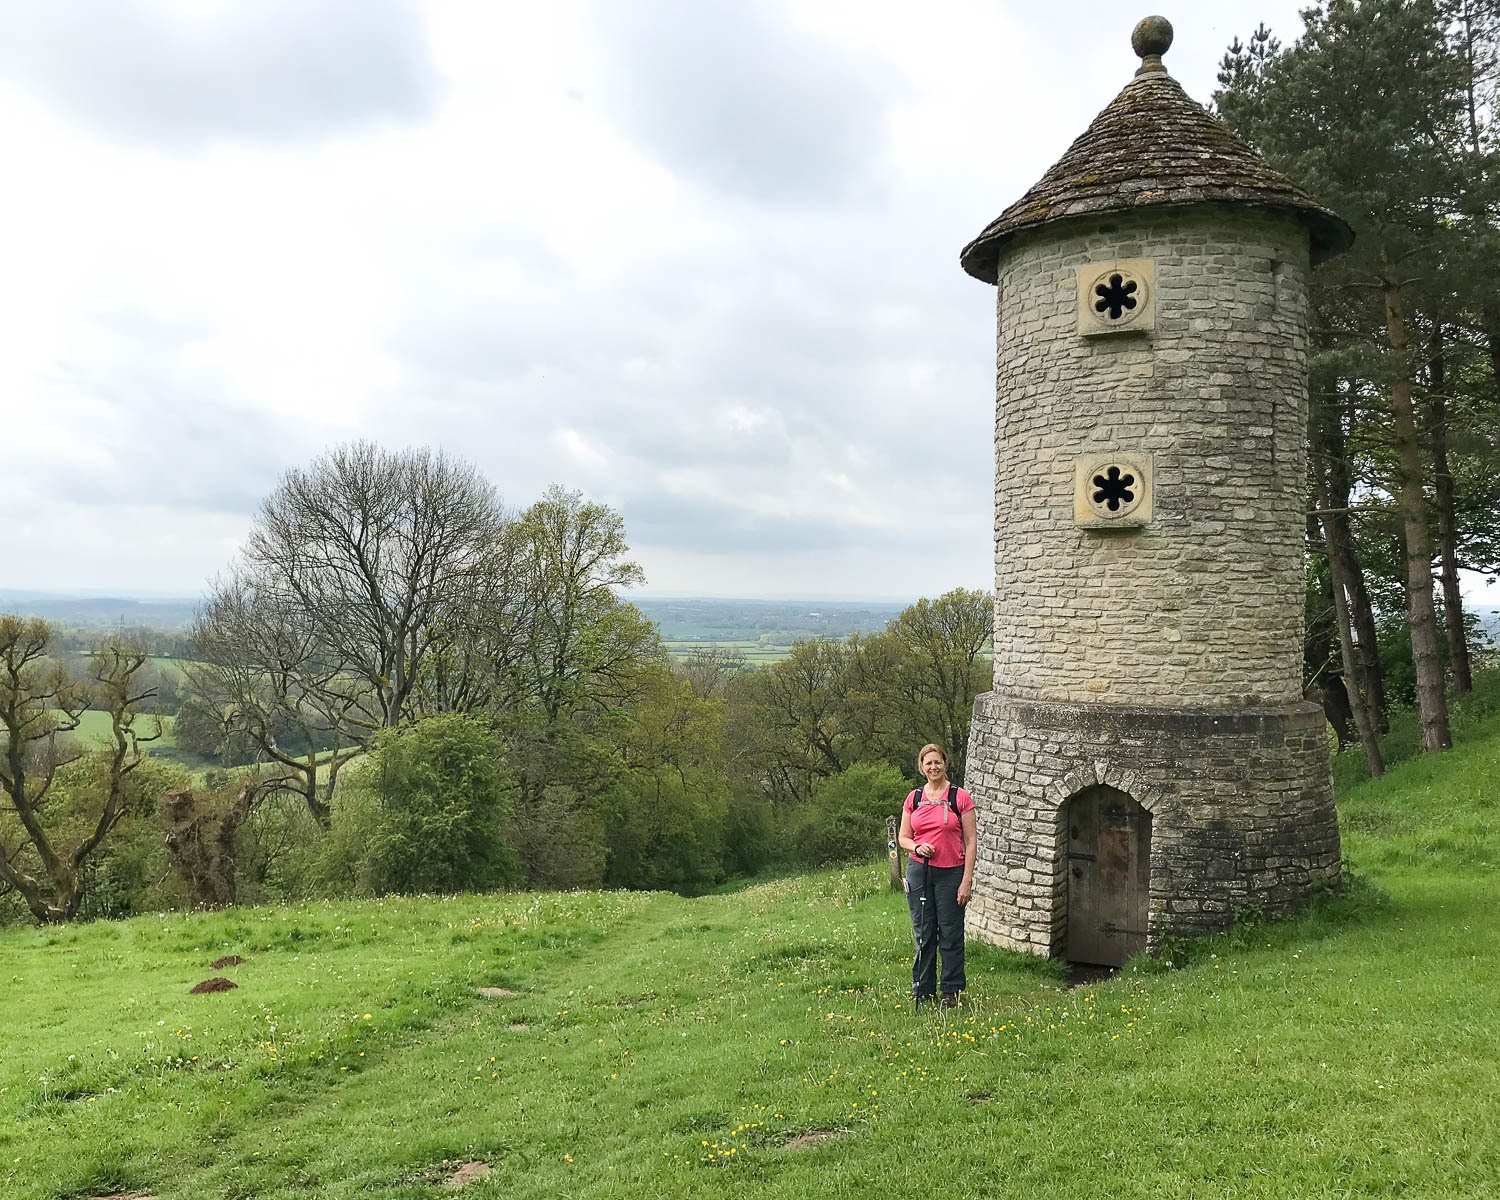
[1064,785,1150,966]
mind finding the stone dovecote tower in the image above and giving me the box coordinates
[959,17,1351,967]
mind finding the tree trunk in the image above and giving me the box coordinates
[1426,322,1474,694]
[1322,518,1385,777]
[1382,266,1451,751]
[161,785,259,908]
[1312,392,1383,776]
[1305,515,1355,746]
[1320,383,1389,731]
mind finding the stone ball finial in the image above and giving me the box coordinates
[1132,16,1173,73]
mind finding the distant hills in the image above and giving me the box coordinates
[0,589,911,643]
[3,587,1493,647]
[0,590,200,630]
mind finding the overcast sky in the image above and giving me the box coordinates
[5,0,1490,604]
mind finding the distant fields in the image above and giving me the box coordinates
[65,708,177,748]
[663,639,792,664]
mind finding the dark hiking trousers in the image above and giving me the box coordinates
[906,859,965,998]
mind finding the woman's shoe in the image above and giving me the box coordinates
[940,992,960,1008]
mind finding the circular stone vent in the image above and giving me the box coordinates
[1086,462,1142,519]
[1087,266,1148,329]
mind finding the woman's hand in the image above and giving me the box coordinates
[957,878,973,906]
[912,842,934,859]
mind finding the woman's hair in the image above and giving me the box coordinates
[915,743,948,772]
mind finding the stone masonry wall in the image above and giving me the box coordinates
[969,204,1339,956]
[964,691,1341,955]
[991,206,1311,708]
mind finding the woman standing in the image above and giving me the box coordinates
[897,743,977,1008]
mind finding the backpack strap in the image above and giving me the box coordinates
[905,789,920,814]
[946,784,959,820]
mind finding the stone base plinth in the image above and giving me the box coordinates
[963,690,1340,957]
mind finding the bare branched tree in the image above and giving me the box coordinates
[243,441,513,728]
[188,442,528,823]
[184,571,379,826]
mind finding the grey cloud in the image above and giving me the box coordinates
[0,0,441,148]
[623,491,866,554]
[47,337,293,517]
[588,0,897,206]
[378,213,995,565]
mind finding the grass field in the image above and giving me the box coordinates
[664,639,793,665]
[62,709,178,749]
[661,639,996,666]
[2,700,1497,1198]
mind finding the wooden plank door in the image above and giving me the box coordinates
[1066,786,1150,966]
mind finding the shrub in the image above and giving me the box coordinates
[356,714,518,895]
[600,769,730,895]
[787,762,910,867]
[722,788,775,878]
[509,785,609,891]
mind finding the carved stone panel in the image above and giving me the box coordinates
[1074,452,1152,528]
[1077,258,1156,336]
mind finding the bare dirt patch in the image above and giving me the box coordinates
[506,1022,530,1033]
[781,1128,846,1151]
[444,1161,492,1188]
[210,955,245,969]
[477,987,517,998]
[967,1091,992,1105]
[188,977,237,995]
[1066,962,1118,988]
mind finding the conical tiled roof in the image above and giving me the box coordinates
[960,38,1352,283]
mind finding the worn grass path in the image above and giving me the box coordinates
[2,715,1498,1198]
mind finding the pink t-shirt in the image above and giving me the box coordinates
[905,786,974,868]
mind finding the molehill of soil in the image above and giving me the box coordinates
[210,954,246,969]
[188,977,238,995]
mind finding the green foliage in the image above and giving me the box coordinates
[508,785,608,891]
[786,762,910,867]
[309,776,385,898]
[71,756,192,920]
[600,771,729,896]
[721,788,775,877]
[232,790,326,907]
[357,714,519,896]
[726,588,993,806]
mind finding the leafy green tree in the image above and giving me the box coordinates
[726,589,992,804]
[50,755,188,920]
[494,487,660,831]
[359,714,518,895]
[1215,0,1500,753]
[786,762,910,867]
[0,619,161,922]
[600,664,732,893]
[869,588,992,781]
[730,636,863,805]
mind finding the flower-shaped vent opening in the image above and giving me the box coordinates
[1077,261,1154,336]
[1091,465,1136,513]
[1094,273,1138,320]
[1088,266,1147,328]
[1075,453,1152,528]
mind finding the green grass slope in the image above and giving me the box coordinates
[2,715,1498,1198]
